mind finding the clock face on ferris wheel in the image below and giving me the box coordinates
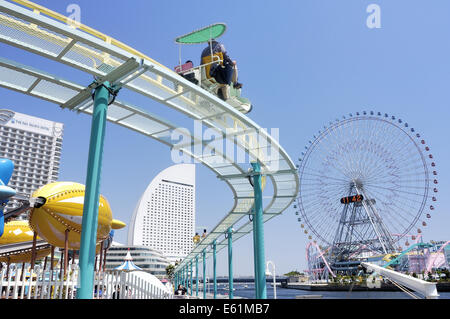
[340,195,363,204]
[295,111,437,249]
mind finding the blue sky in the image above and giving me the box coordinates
[1,0,449,277]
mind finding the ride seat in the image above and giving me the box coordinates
[200,52,223,89]
[174,61,199,88]
[174,61,193,74]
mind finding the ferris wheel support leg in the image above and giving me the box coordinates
[77,82,110,299]
[251,162,267,299]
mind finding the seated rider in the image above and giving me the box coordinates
[201,40,243,101]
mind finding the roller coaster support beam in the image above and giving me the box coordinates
[77,81,111,299]
[251,162,267,299]
[213,240,217,299]
[190,261,193,296]
[196,256,199,297]
[203,249,206,299]
[227,227,234,299]
[174,272,177,290]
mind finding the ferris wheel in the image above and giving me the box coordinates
[295,111,437,260]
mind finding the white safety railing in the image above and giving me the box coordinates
[0,265,172,299]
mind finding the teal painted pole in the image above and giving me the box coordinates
[77,82,110,299]
[203,250,206,299]
[252,205,259,297]
[251,162,267,299]
[175,272,178,290]
[227,227,234,299]
[195,256,199,297]
[213,240,217,299]
[190,261,193,296]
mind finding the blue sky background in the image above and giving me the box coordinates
[1,0,449,277]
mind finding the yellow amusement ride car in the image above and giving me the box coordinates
[174,23,252,114]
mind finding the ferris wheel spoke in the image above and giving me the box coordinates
[361,187,416,237]
[300,171,350,183]
[362,188,424,235]
[308,128,357,178]
[363,181,428,196]
[362,148,421,183]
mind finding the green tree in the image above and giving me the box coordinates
[284,270,302,277]
[166,264,175,280]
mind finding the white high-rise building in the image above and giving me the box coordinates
[0,109,63,211]
[128,164,195,264]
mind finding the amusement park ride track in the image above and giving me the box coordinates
[0,0,299,272]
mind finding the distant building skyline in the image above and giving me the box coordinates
[0,109,63,212]
[127,164,196,264]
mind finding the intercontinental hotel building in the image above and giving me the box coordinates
[128,164,196,264]
[0,109,63,211]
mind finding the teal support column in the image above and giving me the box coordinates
[175,272,178,290]
[252,205,259,296]
[195,256,199,297]
[77,82,110,299]
[185,266,188,288]
[227,227,234,299]
[203,250,206,299]
[251,162,267,299]
[181,268,184,288]
[190,261,193,296]
[213,240,217,299]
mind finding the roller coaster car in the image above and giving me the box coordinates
[174,23,252,114]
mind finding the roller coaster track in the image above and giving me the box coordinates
[0,0,299,272]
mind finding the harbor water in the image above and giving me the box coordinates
[212,283,450,299]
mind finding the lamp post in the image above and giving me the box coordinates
[265,261,277,299]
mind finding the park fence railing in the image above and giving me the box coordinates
[0,265,172,299]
